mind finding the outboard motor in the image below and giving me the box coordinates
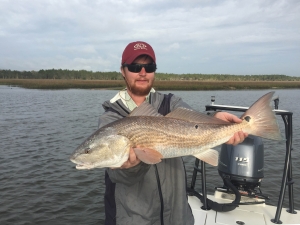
[218,135,264,194]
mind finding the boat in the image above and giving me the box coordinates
[187,96,299,225]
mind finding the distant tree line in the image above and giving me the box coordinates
[1,69,299,81]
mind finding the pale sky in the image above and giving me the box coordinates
[1,0,299,76]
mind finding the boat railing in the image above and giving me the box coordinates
[189,97,296,224]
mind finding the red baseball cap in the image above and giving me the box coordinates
[121,41,156,65]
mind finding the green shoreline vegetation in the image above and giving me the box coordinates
[1,69,300,90]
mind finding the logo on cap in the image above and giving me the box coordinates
[134,43,147,51]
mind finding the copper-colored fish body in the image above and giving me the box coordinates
[70,92,283,169]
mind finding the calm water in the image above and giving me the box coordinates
[0,86,299,225]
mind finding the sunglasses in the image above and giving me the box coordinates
[123,63,157,73]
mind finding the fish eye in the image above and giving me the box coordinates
[244,116,251,122]
[84,148,91,154]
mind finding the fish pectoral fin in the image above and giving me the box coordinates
[133,147,163,164]
[193,149,219,166]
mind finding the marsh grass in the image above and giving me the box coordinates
[153,80,300,90]
[1,79,300,90]
[0,79,125,89]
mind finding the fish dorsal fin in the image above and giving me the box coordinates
[166,107,230,124]
[129,102,163,117]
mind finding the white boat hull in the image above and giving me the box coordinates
[189,191,300,225]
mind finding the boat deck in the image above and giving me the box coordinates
[189,192,300,225]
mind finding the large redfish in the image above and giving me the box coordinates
[70,92,283,169]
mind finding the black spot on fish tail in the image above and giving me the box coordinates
[244,116,251,122]
[195,124,199,129]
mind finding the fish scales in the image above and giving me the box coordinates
[109,116,250,158]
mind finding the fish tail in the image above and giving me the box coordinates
[241,92,284,141]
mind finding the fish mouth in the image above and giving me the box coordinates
[70,157,93,170]
[75,164,93,170]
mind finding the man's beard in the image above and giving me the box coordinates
[128,79,154,96]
